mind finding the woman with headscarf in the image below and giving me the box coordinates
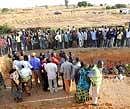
[75,62,91,104]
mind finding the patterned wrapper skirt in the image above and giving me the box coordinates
[75,86,89,103]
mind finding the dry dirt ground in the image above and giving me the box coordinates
[0,6,130,28]
[0,77,130,109]
[0,48,130,109]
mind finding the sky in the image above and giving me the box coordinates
[0,0,130,8]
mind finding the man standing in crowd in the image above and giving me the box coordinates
[45,58,58,94]
[89,60,104,106]
[77,29,84,48]
[7,35,12,54]
[55,32,62,49]
[30,53,41,87]
[63,32,69,49]
[126,28,130,47]
[16,32,22,52]
[83,30,88,48]
[60,56,73,98]
[91,29,97,47]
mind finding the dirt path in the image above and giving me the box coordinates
[0,77,130,109]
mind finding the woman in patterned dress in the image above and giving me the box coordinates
[75,62,91,104]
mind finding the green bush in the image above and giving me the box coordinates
[77,1,93,7]
[106,6,111,9]
[78,1,87,7]
[100,4,103,6]
[0,24,11,34]
[106,4,127,9]
[1,8,9,13]
[87,3,93,7]
[111,6,116,9]
[115,4,127,8]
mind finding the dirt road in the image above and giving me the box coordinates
[0,77,130,109]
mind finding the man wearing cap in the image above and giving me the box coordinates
[30,53,41,87]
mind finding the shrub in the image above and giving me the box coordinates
[1,8,9,13]
[106,6,111,9]
[78,1,87,7]
[100,4,103,6]
[115,4,127,8]
[77,1,93,7]
[0,24,11,34]
[111,6,116,9]
[88,3,93,7]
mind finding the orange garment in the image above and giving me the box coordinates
[51,56,60,65]
[64,80,71,95]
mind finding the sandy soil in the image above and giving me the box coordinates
[0,6,130,28]
[0,77,130,109]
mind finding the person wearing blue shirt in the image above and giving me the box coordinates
[30,53,41,87]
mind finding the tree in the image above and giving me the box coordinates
[65,0,69,8]
[78,1,87,7]
[100,4,103,6]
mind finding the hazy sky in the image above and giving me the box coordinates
[0,0,130,8]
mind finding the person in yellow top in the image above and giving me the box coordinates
[89,60,104,106]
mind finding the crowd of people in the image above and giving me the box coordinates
[0,50,129,106]
[0,25,130,55]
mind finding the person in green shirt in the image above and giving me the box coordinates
[89,60,104,106]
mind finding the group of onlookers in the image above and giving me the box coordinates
[0,50,128,106]
[8,50,104,105]
[0,25,130,55]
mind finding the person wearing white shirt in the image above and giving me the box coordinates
[55,32,62,49]
[83,30,88,47]
[16,33,21,51]
[19,64,32,96]
[20,55,32,69]
[91,30,97,47]
[19,66,32,81]
[45,59,58,94]
[126,28,130,47]
[13,56,21,72]
[77,30,84,47]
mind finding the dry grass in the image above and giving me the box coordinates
[0,6,130,29]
